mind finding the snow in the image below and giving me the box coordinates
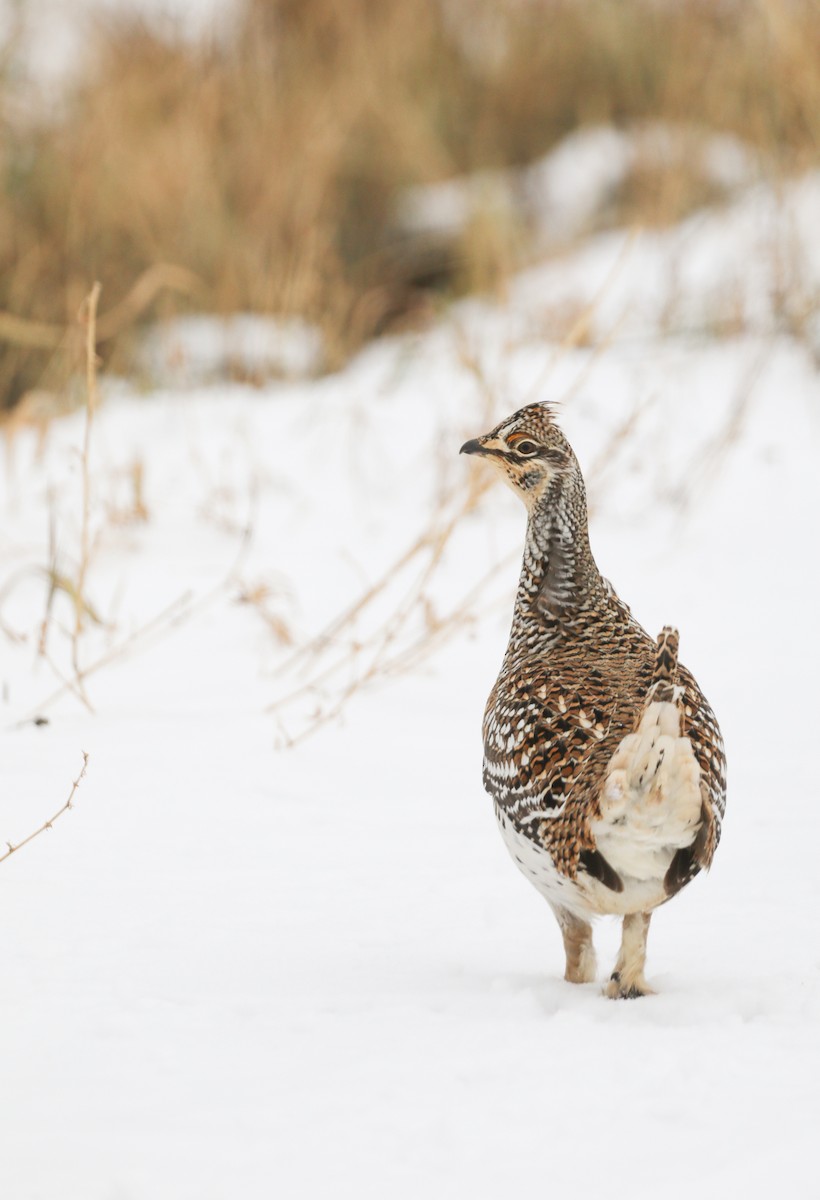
[138,315,325,386]
[2,160,820,1198]
[509,169,820,353]
[395,122,760,249]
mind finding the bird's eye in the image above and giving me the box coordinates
[514,440,539,457]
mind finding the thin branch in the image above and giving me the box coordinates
[0,751,88,866]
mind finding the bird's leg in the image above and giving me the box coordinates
[605,911,654,999]
[553,906,597,984]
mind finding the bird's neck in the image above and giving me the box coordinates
[513,468,605,628]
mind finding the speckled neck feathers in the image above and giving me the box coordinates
[508,458,608,658]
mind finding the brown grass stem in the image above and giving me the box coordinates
[70,282,102,711]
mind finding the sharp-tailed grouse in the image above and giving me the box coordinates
[461,403,726,998]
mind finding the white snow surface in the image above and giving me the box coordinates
[2,167,820,1198]
[138,314,325,386]
[396,122,760,248]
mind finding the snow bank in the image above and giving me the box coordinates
[138,314,325,387]
[396,122,760,248]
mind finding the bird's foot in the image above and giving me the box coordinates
[604,970,655,1000]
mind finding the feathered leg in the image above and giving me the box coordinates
[605,911,653,999]
[553,906,597,984]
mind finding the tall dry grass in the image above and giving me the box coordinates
[0,0,819,409]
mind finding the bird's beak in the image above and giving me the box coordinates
[460,438,485,456]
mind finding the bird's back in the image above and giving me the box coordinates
[484,582,726,915]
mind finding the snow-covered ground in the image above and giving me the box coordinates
[2,160,820,1198]
[396,121,760,250]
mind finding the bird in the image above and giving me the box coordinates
[460,402,726,998]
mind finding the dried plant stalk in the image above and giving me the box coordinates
[268,258,645,746]
[0,751,88,866]
[68,282,102,711]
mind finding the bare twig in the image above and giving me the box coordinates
[0,751,88,866]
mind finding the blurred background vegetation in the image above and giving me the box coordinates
[1,0,819,410]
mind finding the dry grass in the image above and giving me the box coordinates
[266,258,645,745]
[0,0,819,408]
[1,285,256,723]
[266,389,658,747]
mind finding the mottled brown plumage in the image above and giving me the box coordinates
[461,403,726,997]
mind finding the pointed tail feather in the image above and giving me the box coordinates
[649,625,679,704]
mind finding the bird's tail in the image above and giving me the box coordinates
[649,625,679,704]
[595,624,708,891]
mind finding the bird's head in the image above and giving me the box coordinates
[460,403,573,509]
